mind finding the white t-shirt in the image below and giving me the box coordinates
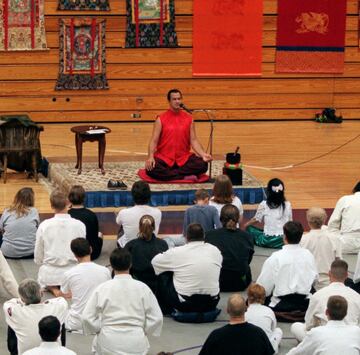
[23,342,76,355]
[116,205,162,247]
[254,200,292,236]
[209,196,243,216]
[61,262,111,331]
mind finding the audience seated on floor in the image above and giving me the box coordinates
[125,214,168,296]
[68,185,103,261]
[152,223,222,315]
[116,180,162,248]
[328,180,360,254]
[0,250,19,299]
[300,207,341,289]
[82,248,163,355]
[209,175,243,219]
[34,190,86,296]
[199,293,274,355]
[60,238,111,332]
[257,221,318,316]
[245,178,292,249]
[0,187,39,259]
[206,204,254,291]
[288,296,360,355]
[3,278,68,355]
[245,283,283,354]
[23,316,76,355]
[291,259,360,342]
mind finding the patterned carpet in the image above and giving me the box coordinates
[47,161,262,193]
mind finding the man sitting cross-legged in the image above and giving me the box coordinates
[288,296,360,354]
[60,238,111,332]
[152,223,222,314]
[257,221,318,314]
[291,259,360,342]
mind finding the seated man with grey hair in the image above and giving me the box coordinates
[300,207,341,289]
[3,278,68,355]
[288,296,360,354]
[199,294,274,355]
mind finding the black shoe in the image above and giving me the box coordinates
[107,179,118,190]
[117,180,127,190]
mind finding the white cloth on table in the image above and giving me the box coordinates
[116,205,162,248]
[34,214,86,287]
[3,297,68,355]
[23,342,76,355]
[82,274,163,355]
[256,244,318,307]
[61,262,111,331]
[151,241,222,297]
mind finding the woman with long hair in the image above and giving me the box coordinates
[125,215,168,295]
[0,187,39,258]
[245,178,292,248]
[209,175,243,218]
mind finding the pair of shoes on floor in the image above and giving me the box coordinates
[107,179,127,190]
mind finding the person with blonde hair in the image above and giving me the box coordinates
[300,207,341,289]
[0,187,39,258]
[209,174,243,217]
[245,283,282,353]
[125,214,168,295]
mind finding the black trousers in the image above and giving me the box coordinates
[220,269,252,292]
[265,293,310,312]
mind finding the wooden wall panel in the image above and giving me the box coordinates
[0,0,359,123]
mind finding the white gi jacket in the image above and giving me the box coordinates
[3,297,68,354]
[0,250,19,299]
[328,192,360,254]
[34,214,86,287]
[82,274,163,355]
[257,244,318,307]
[287,320,360,355]
[23,342,76,355]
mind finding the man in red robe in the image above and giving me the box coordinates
[145,89,212,181]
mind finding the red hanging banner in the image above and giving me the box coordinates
[192,0,263,76]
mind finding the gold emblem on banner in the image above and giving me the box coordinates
[295,12,329,34]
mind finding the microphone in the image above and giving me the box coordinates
[180,103,193,114]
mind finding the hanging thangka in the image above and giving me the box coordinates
[0,0,48,51]
[57,0,110,11]
[55,18,109,90]
[125,0,178,48]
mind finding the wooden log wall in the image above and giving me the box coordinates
[0,0,360,123]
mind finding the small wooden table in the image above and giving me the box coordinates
[71,125,111,175]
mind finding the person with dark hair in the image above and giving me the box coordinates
[291,259,360,342]
[68,185,103,260]
[0,187,40,258]
[23,316,76,355]
[257,221,318,313]
[245,178,292,248]
[59,238,111,331]
[82,248,163,355]
[288,296,360,355]
[152,223,222,314]
[328,181,360,254]
[116,180,162,247]
[34,190,86,296]
[125,215,168,295]
[3,279,68,355]
[199,294,274,355]
[205,204,254,291]
[245,284,282,353]
[145,89,211,181]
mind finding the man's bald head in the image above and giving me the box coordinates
[227,293,247,318]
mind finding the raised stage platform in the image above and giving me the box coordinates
[47,161,265,207]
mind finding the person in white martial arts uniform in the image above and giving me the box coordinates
[3,279,68,355]
[245,283,283,353]
[34,190,86,295]
[291,259,360,342]
[23,316,76,355]
[0,250,19,299]
[300,207,341,289]
[256,221,318,312]
[328,181,360,254]
[287,296,360,355]
[82,248,163,355]
[60,238,111,331]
